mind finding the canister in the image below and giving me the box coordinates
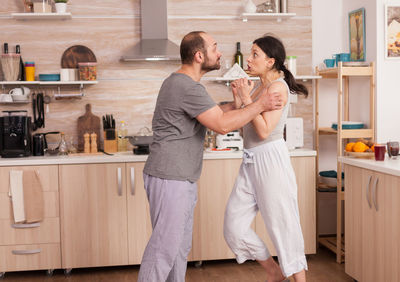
[25,62,35,81]
[78,62,97,81]
[286,56,297,76]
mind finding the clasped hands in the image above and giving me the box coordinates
[231,78,283,111]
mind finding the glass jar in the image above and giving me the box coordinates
[78,62,97,81]
[58,132,69,156]
[286,56,297,76]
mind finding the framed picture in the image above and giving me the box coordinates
[385,4,400,59]
[348,8,366,61]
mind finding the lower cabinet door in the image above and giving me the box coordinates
[0,243,60,272]
[59,163,129,268]
[126,162,152,265]
[191,159,242,261]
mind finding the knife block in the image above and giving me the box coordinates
[103,131,117,153]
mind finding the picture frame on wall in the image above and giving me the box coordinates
[349,8,366,61]
[385,4,400,59]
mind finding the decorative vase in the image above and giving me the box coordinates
[243,0,257,13]
[55,2,67,13]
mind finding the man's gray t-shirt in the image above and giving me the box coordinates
[143,73,216,182]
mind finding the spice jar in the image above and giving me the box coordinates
[78,62,97,81]
[286,56,297,76]
[25,61,35,81]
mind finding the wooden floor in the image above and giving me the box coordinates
[1,247,353,281]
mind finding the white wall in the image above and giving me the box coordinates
[312,0,343,171]
[376,0,400,143]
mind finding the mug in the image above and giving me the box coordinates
[333,53,351,66]
[324,59,335,68]
[387,141,399,159]
[0,94,13,102]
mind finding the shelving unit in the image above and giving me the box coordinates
[315,62,375,263]
[11,13,72,20]
[240,12,296,22]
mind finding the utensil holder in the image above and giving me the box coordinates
[1,54,21,81]
[104,131,117,153]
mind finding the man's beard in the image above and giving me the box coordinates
[201,56,220,72]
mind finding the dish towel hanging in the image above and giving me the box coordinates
[23,170,44,223]
[9,170,25,223]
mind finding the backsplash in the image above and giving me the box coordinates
[0,0,313,149]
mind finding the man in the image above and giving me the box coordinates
[138,31,283,282]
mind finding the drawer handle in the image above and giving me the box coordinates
[117,167,122,196]
[366,175,372,209]
[11,223,41,229]
[372,177,379,211]
[130,167,135,196]
[12,249,41,255]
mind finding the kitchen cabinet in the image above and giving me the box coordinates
[344,164,400,282]
[0,165,60,274]
[191,159,242,261]
[315,62,375,262]
[59,163,129,269]
[126,162,152,265]
[254,156,316,255]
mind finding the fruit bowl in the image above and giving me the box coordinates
[344,151,374,159]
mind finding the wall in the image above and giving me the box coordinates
[376,0,400,143]
[0,0,313,149]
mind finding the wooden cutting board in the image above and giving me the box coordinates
[77,104,101,152]
[61,45,97,69]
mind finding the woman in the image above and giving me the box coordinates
[223,35,308,282]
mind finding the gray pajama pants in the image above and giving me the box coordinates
[223,139,307,277]
[138,173,197,282]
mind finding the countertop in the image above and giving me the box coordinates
[0,148,316,167]
[339,156,400,177]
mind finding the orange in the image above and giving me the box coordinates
[371,145,375,152]
[353,141,369,153]
[345,142,355,152]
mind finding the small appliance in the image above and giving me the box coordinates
[0,110,32,158]
[284,117,303,150]
[216,130,243,151]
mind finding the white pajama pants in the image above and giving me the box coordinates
[223,139,307,278]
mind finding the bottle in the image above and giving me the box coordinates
[286,56,297,76]
[25,61,35,81]
[118,121,128,152]
[234,42,243,69]
[58,132,69,156]
[15,45,25,81]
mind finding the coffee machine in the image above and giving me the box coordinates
[0,111,32,158]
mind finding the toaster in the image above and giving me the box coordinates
[284,117,304,150]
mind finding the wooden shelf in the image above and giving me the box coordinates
[0,81,98,86]
[241,12,296,22]
[319,236,345,259]
[318,127,374,139]
[318,64,374,79]
[209,75,320,83]
[11,13,72,20]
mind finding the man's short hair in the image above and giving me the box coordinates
[180,31,206,65]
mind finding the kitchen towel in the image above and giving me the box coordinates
[9,170,25,223]
[23,170,44,223]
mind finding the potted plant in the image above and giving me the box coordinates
[54,0,67,13]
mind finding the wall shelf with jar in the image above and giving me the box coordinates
[11,12,72,20]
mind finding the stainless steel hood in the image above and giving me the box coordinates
[121,0,180,61]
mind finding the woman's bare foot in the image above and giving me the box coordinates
[257,257,286,282]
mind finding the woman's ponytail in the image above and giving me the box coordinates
[281,64,308,97]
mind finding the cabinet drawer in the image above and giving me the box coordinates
[0,165,59,193]
[0,192,59,220]
[0,218,60,245]
[0,243,61,272]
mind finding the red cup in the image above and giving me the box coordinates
[374,144,386,161]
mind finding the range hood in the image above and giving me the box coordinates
[121,0,180,61]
